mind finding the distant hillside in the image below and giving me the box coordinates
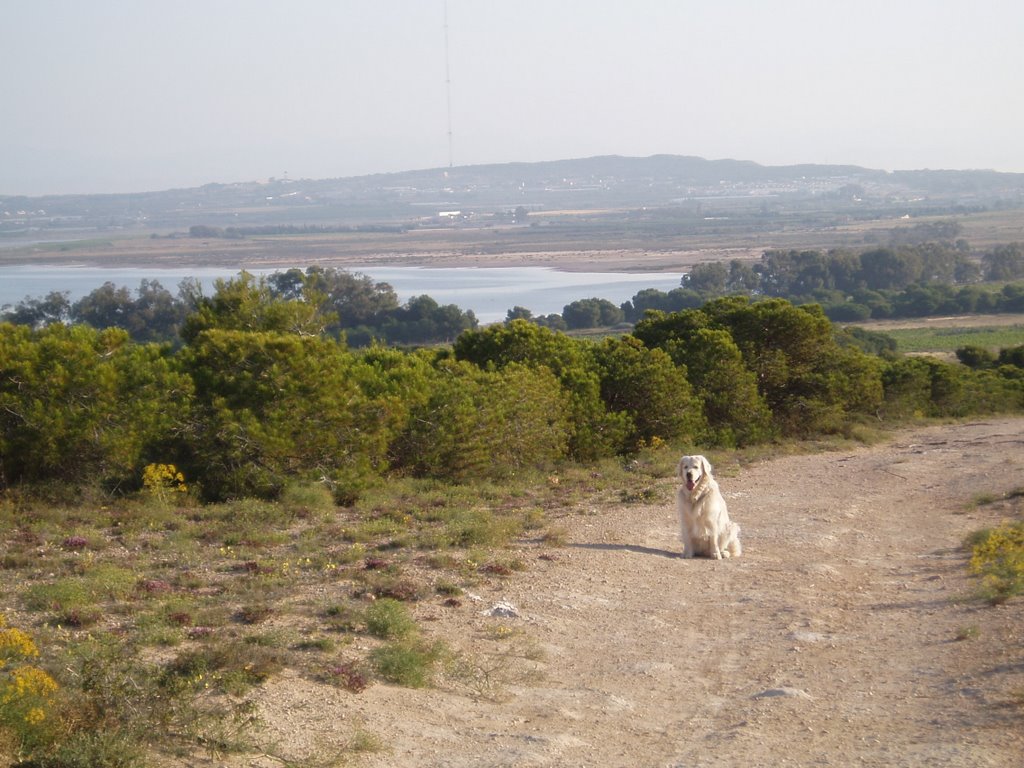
[3,155,1023,237]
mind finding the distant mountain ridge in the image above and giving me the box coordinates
[309,154,1024,193]
[5,154,1023,202]
[3,155,1023,234]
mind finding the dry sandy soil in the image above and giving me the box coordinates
[0,232,760,274]
[207,418,1024,768]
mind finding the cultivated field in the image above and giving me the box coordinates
[854,314,1024,356]
[3,207,1024,274]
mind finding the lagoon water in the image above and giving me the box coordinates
[0,265,684,324]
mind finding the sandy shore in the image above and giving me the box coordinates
[0,231,764,273]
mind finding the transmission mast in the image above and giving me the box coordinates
[444,0,453,168]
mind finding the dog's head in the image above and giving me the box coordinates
[678,455,712,492]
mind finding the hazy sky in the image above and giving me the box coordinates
[3,0,1022,196]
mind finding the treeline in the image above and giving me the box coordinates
[622,239,1024,324]
[2,294,1022,502]
[188,223,407,238]
[6,237,1024,342]
[2,268,478,347]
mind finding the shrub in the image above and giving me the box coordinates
[279,480,336,517]
[181,330,386,501]
[0,615,60,761]
[358,573,426,603]
[141,463,188,503]
[23,581,90,614]
[160,641,284,696]
[44,625,260,764]
[633,312,773,446]
[879,357,933,420]
[392,359,570,481]
[370,640,444,688]
[591,335,704,450]
[969,521,1024,604]
[443,508,521,549]
[325,661,371,693]
[453,320,627,460]
[13,730,146,768]
[364,599,416,640]
[0,324,191,491]
[999,344,1024,368]
[956,345,997,369]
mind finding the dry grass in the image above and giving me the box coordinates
[0,457,678,765]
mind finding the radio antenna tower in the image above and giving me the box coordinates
[444,1,453,168]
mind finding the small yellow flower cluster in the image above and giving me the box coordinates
[0,627,40,665]
[970,521,1024,600]
[971,522,1024,569]
[0,615,59,731]
[2,666,59,703]
[142,462,188,500]
[636,435,666,451]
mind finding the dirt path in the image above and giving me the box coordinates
[245,419,1024,767]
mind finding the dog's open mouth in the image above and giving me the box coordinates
[686,479,696,491]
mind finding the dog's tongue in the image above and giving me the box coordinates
[686,480,695,491]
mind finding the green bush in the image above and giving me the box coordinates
[1,288,1022,498]
[453,320,627,459]
[370,640,444,688]
[13,731,145,768]
[392,359,570,481]
[443,508,522,549]
[0,324,191,490]
[365,598,416,640]
[702,297,873,436]
[181,329,387,500]
[590,335,704,450]
[634,313,773,446]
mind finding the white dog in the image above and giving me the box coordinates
[676,455,742,559]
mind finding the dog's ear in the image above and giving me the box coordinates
[676,456,686,478]
[700,455,712,477]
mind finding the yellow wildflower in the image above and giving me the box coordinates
[0,628,39,660]
[142,462,189,500]
[7,666,59,700]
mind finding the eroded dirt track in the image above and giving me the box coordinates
[237,419,1024,767]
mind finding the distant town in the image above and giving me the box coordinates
[3,155,1023,243]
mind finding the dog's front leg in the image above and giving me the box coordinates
[679,526,695,558]
[709,530,725,559]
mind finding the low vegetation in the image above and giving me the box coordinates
[966,488,1024,605]
[883,325,1024,355]
[1,275,1023,765]
[0,447,677,766]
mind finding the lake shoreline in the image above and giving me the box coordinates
[0,233,762,274]
[0,263,688,324]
